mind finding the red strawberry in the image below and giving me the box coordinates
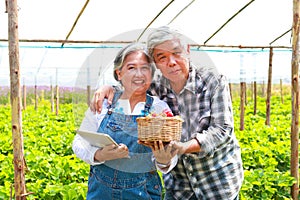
[151,113,157,117]
[164,111,173,117]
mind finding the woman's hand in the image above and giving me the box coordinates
[94,143,129,162]
[90,85,115,113]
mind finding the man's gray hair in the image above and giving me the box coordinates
[147,26,188,58]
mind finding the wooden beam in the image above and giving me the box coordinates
[136,0,175,41]
[168,0,195,25]
[269,28,292,45]
[61,0,90,47]
[204,0,255,44]
[0,38,293,49]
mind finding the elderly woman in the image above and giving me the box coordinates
[72,43,174,200]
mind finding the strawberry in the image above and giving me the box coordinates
[151,113,157,117]
[164,111,173,117]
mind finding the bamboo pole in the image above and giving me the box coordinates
[34,84,38,111]
[7,0,26,199]
[137,0,175,41]
[87,66,91,106]
[254,81,257,115]
[50,80,54,112]
[262,80,265,97]
[250,82,253,101]
[245,83,247,106]
[252,53,257,114]
[0,38,293,49]
[61,0,90,47]
[204,0,255,44]
[280,79,284,104]
[22,83,26,110]
[239,54,245,130]
[87,85,91,106]
[55,69,59,115]
[55,85,59,116]
[240,82,245,131]
[290,0,299,198]
[229,82,233,101]
[265,48,273,126]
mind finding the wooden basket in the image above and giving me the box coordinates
[137,116,183,142]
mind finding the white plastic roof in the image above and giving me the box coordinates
[0,0,295,87]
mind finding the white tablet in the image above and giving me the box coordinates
[76,129,118,147]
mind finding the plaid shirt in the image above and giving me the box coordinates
[148,65,244,200]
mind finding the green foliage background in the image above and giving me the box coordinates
[0,85,299,199]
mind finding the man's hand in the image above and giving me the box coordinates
[94,143,129,162]
[172,139,201,154]
[140,140,178,165]
[153,141,178,165]
[90,85,115,113]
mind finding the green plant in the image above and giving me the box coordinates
[0,92,298,199]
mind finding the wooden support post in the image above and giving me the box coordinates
[34,84,38,111]
[280,79,284,104]
[262,80,265,97]
[239,54,245,130]
[240,82,245,131]
[229,82,233,101]
[291,0,299,198]
[250,81,253,101]
[265,47,273,126]
[55,69,59,115]
[87,85,91,106]
[50,84,54,112]
[7,0,27,199]
[22,83,26,110]
[254,81,257,115]
[245,83,247,106]
[87,66,91,106]
[55,85,59,116]
[50,77,54,112]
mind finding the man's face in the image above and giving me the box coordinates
[152,39,189,83]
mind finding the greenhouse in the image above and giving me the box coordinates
[0,0,299,199]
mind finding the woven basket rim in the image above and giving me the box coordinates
[136,116,184,122]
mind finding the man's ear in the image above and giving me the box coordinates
[187,44,190,54]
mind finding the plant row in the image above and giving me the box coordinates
[0,95,297,199]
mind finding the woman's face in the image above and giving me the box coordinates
[115,51,152,96]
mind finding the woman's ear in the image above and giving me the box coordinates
[115,69,122,81]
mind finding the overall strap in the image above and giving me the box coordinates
[142,94,154,116]
[107,90,123,114]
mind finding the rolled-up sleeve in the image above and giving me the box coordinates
[194,75,234,156]
[72,106,107,165]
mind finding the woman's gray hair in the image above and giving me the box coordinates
[147,26,188,58]
[113,42,155,81]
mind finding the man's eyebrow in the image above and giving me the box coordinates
[155,52,164,57]
[173,46,182,51]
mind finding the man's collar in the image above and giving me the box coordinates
[157,64,197,94]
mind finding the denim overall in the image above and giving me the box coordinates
[87,91,162,200]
